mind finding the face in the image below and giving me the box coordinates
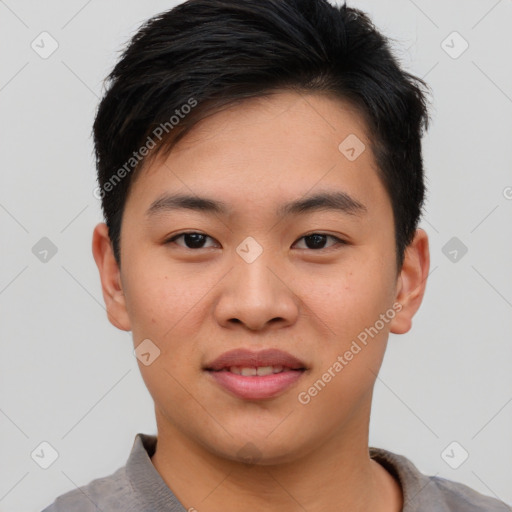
[93,90,429,465]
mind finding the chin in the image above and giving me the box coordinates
[205,431,311,467]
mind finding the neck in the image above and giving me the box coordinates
[150,404,402,512]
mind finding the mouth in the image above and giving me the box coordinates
[213,365,303,376]
[204,348,307,400]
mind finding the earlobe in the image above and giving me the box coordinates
[92,223,132,331]
[389,229,430,335]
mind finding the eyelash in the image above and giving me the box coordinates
[165,231,347,252]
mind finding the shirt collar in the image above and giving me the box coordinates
[126,433,186,512]
[126,433,449,512]
[369,446,450,512]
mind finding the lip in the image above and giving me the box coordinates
[204,348,307,371]
[204,348,307,400]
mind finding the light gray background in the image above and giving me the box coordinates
[1,1,511,510]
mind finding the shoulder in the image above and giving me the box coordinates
[370,446,510,512]
[41,465,136,512]
[429,475,511,512]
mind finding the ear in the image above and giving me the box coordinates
[389,228,430,335]
[92,223,131,331]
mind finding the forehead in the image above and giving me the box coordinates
[125,90,388,220]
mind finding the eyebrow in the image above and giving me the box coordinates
[145,190,367,218]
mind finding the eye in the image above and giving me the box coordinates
[293,233,346,251]
[166,232,218,249]
[165,231,346,251]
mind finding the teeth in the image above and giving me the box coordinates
[228,365,287,376]
[256,366,274,376]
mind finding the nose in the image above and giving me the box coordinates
[213,250,300,332]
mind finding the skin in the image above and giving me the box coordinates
[93,90,429,512]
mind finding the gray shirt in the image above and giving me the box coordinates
[42,433,510,511]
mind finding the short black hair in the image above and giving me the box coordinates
[93,0,430,269]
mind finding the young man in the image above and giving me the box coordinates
[42,0,509,511]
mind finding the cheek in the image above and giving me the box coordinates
[122,257,218,357]
[125,268,204,401]
[297,267,394,414]
[122,263,183,339]
[301,258,396,341]
[124,277,166,338]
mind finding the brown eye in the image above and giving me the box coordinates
[167,232,218,249]
[294,233,345,250]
